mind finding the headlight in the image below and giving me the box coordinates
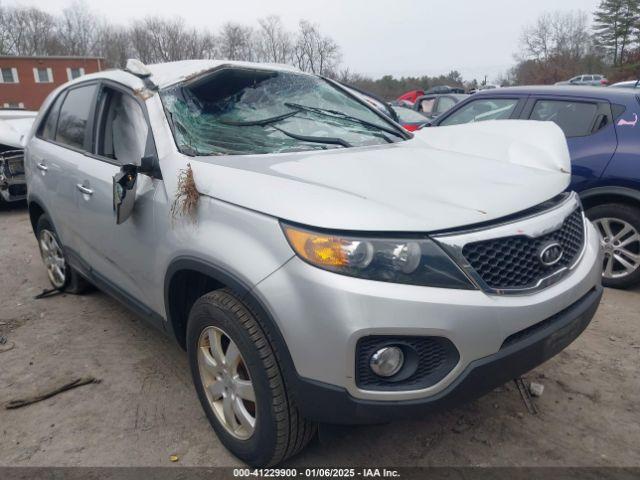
[281,222,475,289]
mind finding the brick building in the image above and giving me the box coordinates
[0,56,104,111]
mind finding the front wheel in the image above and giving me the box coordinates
[587,203,640,289]
[187,289,316,466]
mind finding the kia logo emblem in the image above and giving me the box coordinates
[538,242,564,267]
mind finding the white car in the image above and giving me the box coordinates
[610,80,639,89]
[0,110,36,203]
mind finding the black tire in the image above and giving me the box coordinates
[586,203,640,289]
[187,289,317,467]
[35,214,91,294]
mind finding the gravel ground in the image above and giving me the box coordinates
[0,201,639,467]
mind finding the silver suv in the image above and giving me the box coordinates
[25,60,603,466]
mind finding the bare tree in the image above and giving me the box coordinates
[130,16,216,64]
[0,5,10,54]
[57,0,100,56]
[255,15,291,63]
[95,24,131,68]
[0,2,346,76]
[0,5,60,55]
[219,22,255,61]
[293,20,341,75]
[520,11,592,62]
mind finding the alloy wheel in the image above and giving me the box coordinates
[38,229,67,289]
[593,217,640,280]
[197,326,257,440]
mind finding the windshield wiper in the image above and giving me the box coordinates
[218,107,352,148]
[284,102,403,139]
[271,125,352,148]
[218,109,300,127]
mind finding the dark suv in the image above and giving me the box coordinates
[428,86,640,288]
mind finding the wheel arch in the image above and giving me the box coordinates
[163,257,302,390]
[27,196,47,235]
[580,186,640,211]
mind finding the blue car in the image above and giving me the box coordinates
[428,86,640,288]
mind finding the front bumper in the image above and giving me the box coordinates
[294,285,602,423]
[255,219,602,404]
[0,178,26,202]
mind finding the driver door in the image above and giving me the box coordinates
[74,82,160,311]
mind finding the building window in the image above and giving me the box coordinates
[2,102,25,109]
[0,68,19,83]
[66,67,85,81]
[33,67,54,83]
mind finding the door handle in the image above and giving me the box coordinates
[76,184,93,195]
[36,162,48,171]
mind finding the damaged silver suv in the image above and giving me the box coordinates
[25,59,603,466]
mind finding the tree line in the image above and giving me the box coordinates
[1,0,639,99]
[512,1,640,85]
[0,1,341,75]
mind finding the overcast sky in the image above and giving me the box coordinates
[10,0,601,81]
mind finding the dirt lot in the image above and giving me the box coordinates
[0,201,639,468]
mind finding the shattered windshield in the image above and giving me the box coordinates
[160,68,406,156]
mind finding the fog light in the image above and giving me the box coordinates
[369,346,404,377]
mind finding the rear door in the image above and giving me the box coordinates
[28,83,99,251]
[522,96,618,191]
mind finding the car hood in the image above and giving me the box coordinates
[0,116,36,148]
[167,120,571,232]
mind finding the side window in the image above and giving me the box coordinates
[55,84,98,150]
[419,98,435,114]
[436,96,456,114]
[583,75,593,82]
[96,87,149,165]
[440,98,518,126]
[529,100,598,137]
[39,93,66,141]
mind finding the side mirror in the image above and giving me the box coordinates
[113,164,138,225]
[112,155,160,224]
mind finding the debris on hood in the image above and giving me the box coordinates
[170,163,200,223]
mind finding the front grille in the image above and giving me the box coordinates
[462,209,584,290]
[356,336,459,391]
